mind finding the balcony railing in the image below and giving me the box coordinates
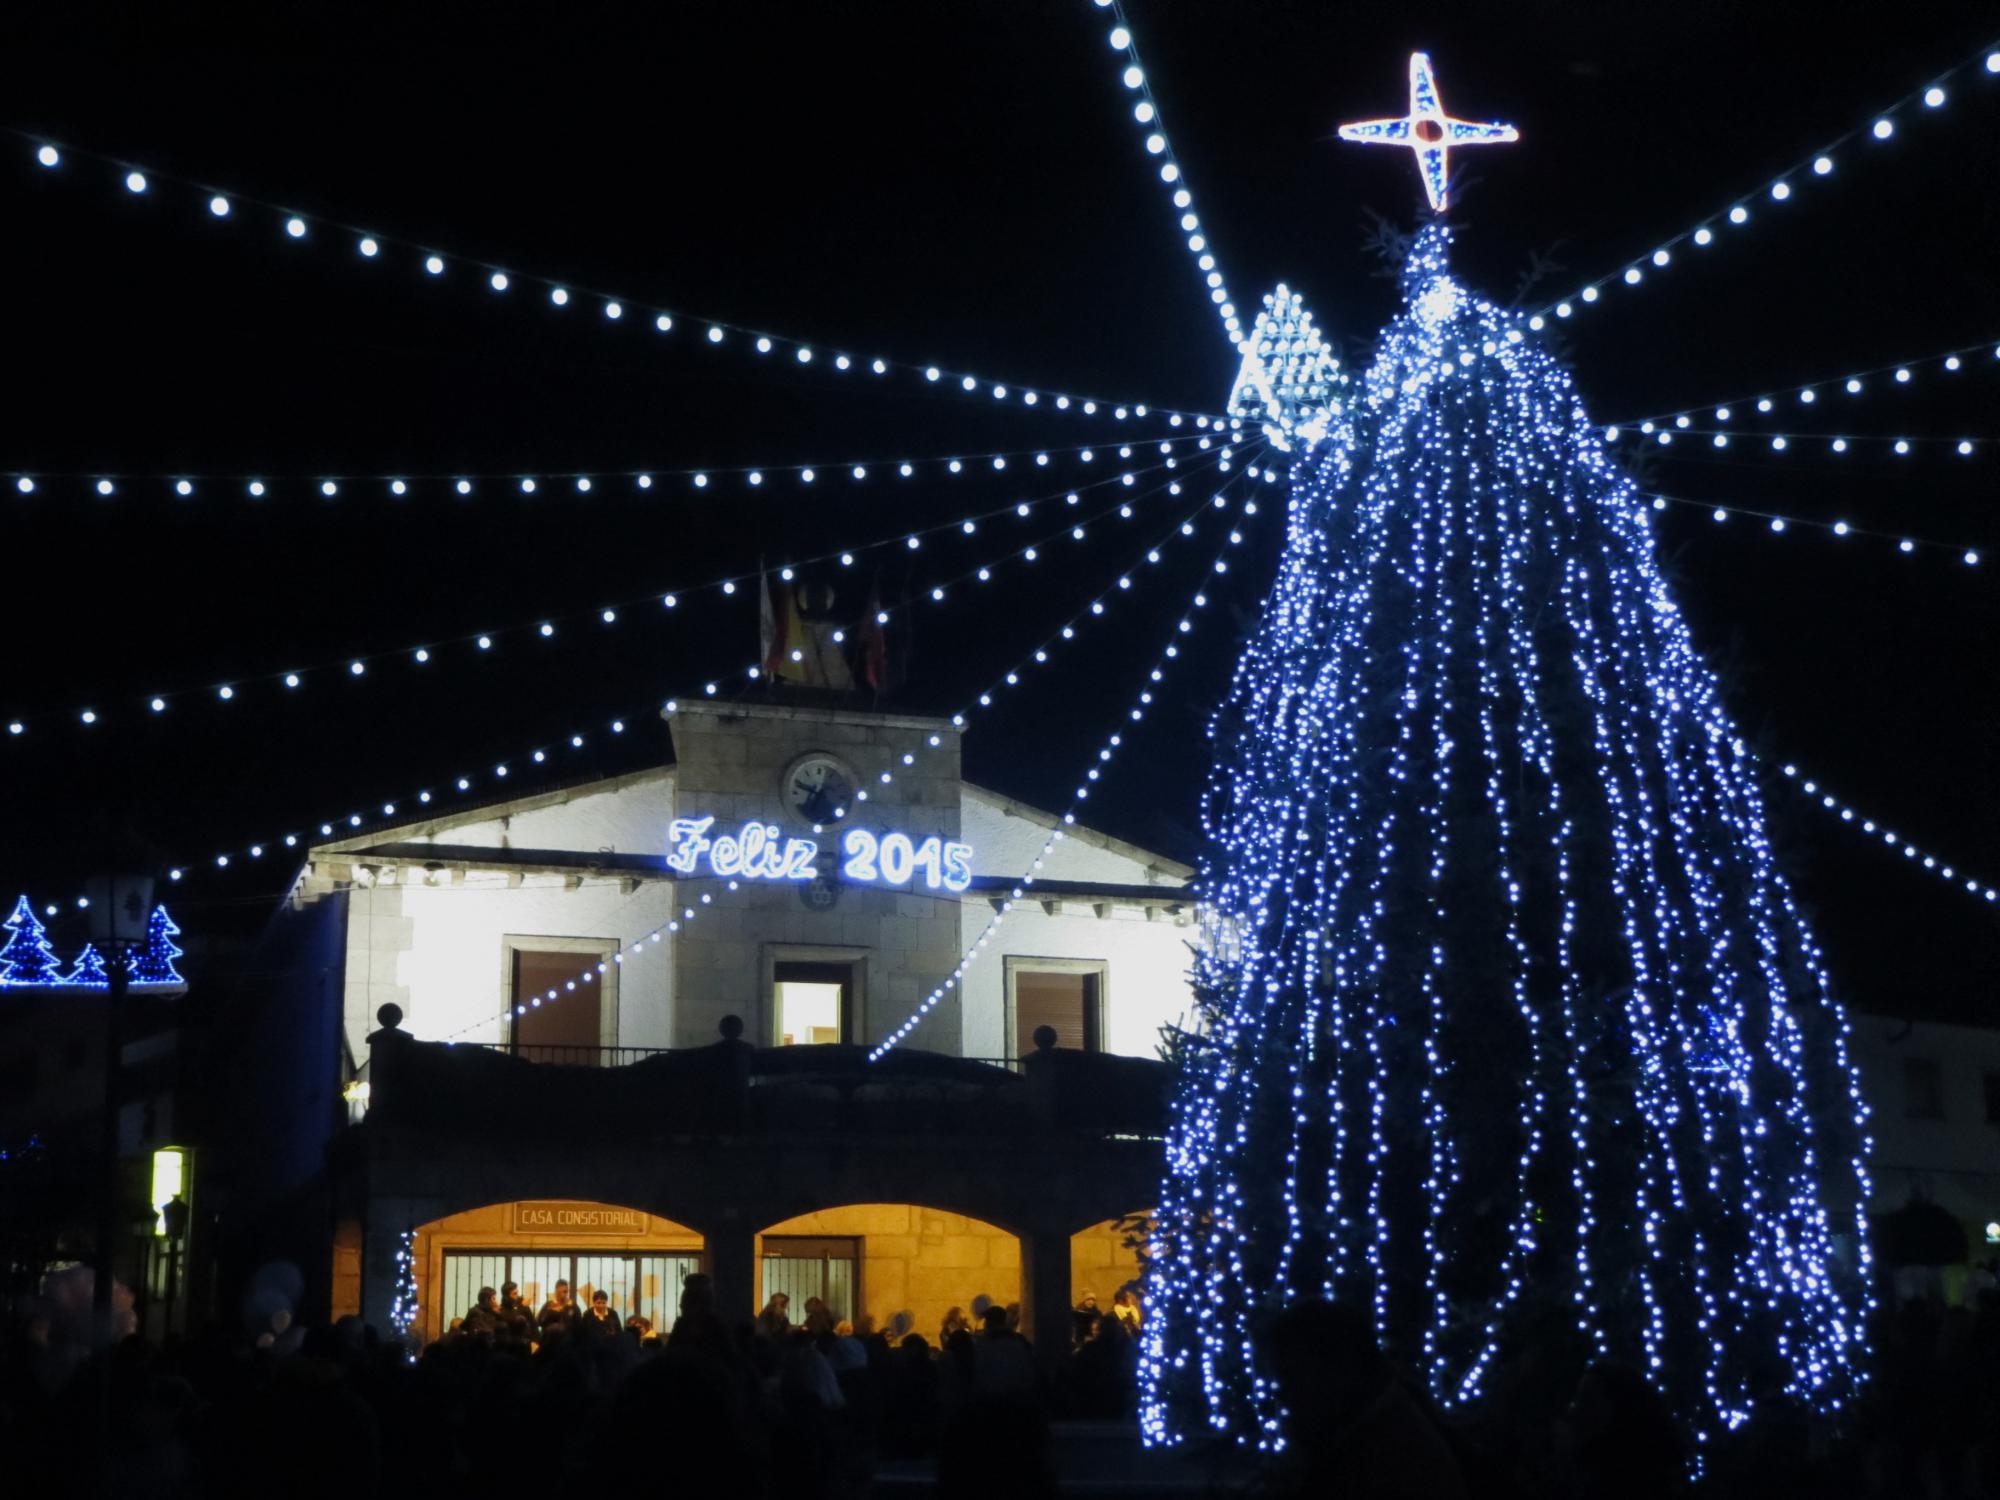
[363,1013,1169,1141]
[477,1043,673,1068]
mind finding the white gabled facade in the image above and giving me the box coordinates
[294,702,1198,1073]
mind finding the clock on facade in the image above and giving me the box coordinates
[783,752,857,826]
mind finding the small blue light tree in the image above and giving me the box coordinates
[127,905,185,986]
[63,943,111,988]
[0,895,63,985]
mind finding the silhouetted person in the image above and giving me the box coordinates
[1258,1300,1466,1499]
[882,1333,941,1459]
[463,1286,502,1339]
[498,1281,534,1344]
[537,1279,580,1340]
[577,1288,621,1341]
[757,1292,792,1340]
[1556,1361,1685,1499]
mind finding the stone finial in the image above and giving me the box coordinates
[1032,1024,1059,1053]
[375,1002,404,1031]
[718,1014,745,1042]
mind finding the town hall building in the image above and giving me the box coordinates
[276,700,1199,1351]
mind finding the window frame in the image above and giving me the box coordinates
[761,943,871,1047]
[499,934,622,1054]
[1003,954,1109,1061]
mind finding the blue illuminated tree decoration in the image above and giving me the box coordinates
[63,943,111,988]
[1141,225,1873,1457]
[127,905,185,986]
[0,895,63,986]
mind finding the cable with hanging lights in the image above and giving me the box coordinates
[1609,426,1988,462]
[150,450,1262,886]
[12,127,1221,426]
[398,463,1267,1048]
[1775,764,1997,906]
[867,463,1269,1060]
[3,441,1239,741]
[1086,0,1243,349]
[1604,339,2000,432]
[1520,45,2000,330]
[2,429,1241,503]
[1640,491,1983,567]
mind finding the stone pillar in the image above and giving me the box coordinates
[707,1218,758,1325]
[1022,1225,1072,1370]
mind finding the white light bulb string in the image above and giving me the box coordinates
[1088,0,1243,350]
[1520,44,2000,329]
[1776,763,1998,907]
[410,460,1267,1048]
[154,449,1260,888]
[1606,339,2000,432]
[3,426,1229,502]
[1610,425,1989,462]
[11,127,1221,427]
[867,459,1272,1060]
[1640,491,1984,567]
[4,439,1238,739]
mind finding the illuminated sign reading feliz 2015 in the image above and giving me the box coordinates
[666,816,974,893]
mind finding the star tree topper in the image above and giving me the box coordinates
[1338,52,1518,212]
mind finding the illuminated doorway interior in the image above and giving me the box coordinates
[757,1204,1019,1340]
[407,1200,703,1342]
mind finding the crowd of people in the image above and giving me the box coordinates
[4,1267,2000,1497]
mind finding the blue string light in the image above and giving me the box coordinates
[1142,225,1873,1455]
[1521,43,2000,328]
[1089,0,1244,347]
[11,127,1212,426]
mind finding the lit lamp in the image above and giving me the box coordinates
[1985,1220,2000,1245]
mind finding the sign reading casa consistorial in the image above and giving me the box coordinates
[667,815,974,893]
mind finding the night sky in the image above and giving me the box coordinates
[0,1,1993,1021]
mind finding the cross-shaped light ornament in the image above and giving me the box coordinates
[1338,52,1518,212]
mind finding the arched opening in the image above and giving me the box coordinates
[1069,1211,1151,1345]
[754,1203,1019,1343]
[411,1199,704,1343]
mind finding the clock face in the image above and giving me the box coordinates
[784,754,855,825]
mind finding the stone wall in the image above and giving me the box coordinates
[759,1203,1019,1341]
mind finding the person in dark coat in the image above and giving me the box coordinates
[537,1279,581,1342]
[498,1281,535,1344]
[463,1287,502,1338]
[577,1287,622,1340]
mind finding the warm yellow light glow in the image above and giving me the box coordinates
[150,1147,185,1236]
[342,1079,371,1105]
[775,982,842,1047]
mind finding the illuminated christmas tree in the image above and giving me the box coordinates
[127,905,185,986]
[1141,224,1873,1454]
[63,943,111,988]
[0,896,63,986]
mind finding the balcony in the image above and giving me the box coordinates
[362,1009,1171,1143]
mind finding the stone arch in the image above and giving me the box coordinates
[397,1196,706,1342]
[752,1200,1023,1341]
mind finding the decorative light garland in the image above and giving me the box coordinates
[1520,45,2000,328]
[413,468,1263,1048]
[1143,224,1872,1456]
[4,429,1235,503]
[867,464,1268,1059]
[1777,764,1997,905]
[149,454,1256,889]
[5,442,1235,741]
[1610,425,1988,462]
[1088,0,1243,347]
[1642,491,1983,566]
[1605,340,2000,432]
[389,1227,419,1352]
[14,128,1217,425]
